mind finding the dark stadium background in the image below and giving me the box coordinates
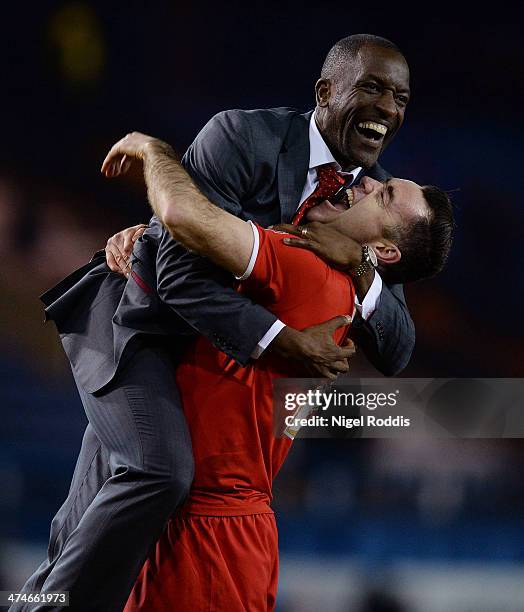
[1,3,523,610]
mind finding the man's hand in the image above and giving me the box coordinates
[105,224,148,275]
[101,132,171,179]
[101,131,171,276]
[273,221,362,270]
[271,315,356,379]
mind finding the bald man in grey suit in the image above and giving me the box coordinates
[15,35,414,611]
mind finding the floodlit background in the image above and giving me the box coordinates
[1,3,523,610]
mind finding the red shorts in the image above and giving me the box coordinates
[125,512,279,612]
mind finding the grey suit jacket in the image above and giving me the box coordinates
[42,107,415,393]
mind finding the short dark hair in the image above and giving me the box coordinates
[321,34,404,80]
[379,186,455,284]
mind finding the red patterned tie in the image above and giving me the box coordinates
[292,163,346,225]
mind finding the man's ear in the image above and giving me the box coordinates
[315,79,332,107]
[370,240,401,265]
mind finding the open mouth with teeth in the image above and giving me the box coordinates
[354,121,388,144]
[306,185,357,221]
[328,185,354,212]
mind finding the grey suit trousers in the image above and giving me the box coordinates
[12,343,194,612]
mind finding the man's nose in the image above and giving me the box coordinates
[361,176,381,193]
[374,89,397,118]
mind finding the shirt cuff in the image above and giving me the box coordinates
[251,320,286,359]
[354,271,382,320]
[235,221,259,281]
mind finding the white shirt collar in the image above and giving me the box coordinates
[309,110,362,180]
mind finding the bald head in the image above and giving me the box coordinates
[321,34,405,81]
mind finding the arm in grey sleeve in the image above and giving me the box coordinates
[154,222,277,365]
[349,282,415,376]
[154,110,280,364]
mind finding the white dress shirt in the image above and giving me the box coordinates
[251,111,383,358]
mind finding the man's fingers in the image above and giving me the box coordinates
[331,359,350,373]
[110,249,130,275]
[102,139,128,176]
[320,314,353,334]
[105,250,121,273]
[106,233,129,276]
[317,367,338,380]
[122,258,132,276]
[311,339,354,366]
[119,154,133,175]
[337,344,357,360]
[272,224,303,235]
[320,345,354,363]
[342,338,357,358]
[131,225,147,243]
[102,133,152,177]
[282,237,318,252]
[119,257,131,275]
[103,152,136,178]
[117,255,130,273]
[105,224,147,276]
[131,229,144,242]
[106,158,121,178]
[113,159,124,177]
[123,234,134,256]
[309,361,346,380]
[105,246,128,275]
[100,154,110,175]
[101,147,119,175]
[123,224,145,254]
[107,233,125,253]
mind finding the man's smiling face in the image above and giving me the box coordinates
[306,176,428,246]
[315,44,410,170]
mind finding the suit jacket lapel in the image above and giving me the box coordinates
[278,111,311,223]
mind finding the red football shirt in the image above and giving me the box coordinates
[176,223,355,516]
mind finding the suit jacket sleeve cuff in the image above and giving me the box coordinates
[251,320,286,359]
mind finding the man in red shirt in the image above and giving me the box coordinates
[100,132,453,611]
[126,222,354,611]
